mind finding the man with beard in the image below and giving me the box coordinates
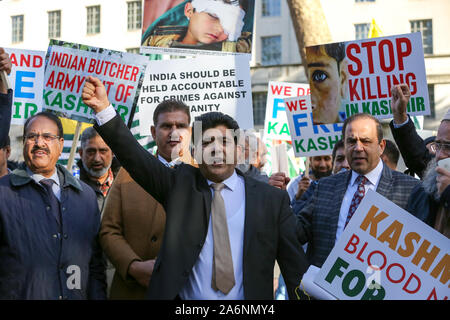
[296,113,419,268]
[0,112,105,299]
[406,110,450,237]
[78,127,121,212]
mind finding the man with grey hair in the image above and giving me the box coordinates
[78,126,121,212]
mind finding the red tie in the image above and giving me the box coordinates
[345,175,368,228]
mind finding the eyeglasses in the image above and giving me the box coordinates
[430,142,450,154]
[24,133,60,143]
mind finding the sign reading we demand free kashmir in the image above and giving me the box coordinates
[263,81,310,141]
[43,41,148,124]
[138,55,253,136]
[284,94,341,157]
[314,191,449,300]
[5,48,45,125]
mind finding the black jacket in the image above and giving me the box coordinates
[0,89,12,148]
[95,114,308,300]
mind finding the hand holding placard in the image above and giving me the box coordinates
[391,84,411,124]
[82,76,110,113]
[0,47,12,92]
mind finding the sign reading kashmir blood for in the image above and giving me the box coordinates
[5,48,45,125]
[308,32,430,124]
[138,55,253,136]
[284,95,342,157]
[314,190,449,300]
[43,41,148,124]
[263,81,310,141]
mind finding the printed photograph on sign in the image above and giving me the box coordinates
[306,33,430,125]
[43,40,148,126]
[5,48,45,125]
[141,0,255,55]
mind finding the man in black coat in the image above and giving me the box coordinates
[81,76,308,300]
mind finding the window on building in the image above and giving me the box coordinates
[261,36,281,65]
[354,23,370,40]
[427,84,435,119]
[127,1,142,30]
[252,92,267,126]
[11,15,24,43]
[87,5,101,35]
[410,19,433,54]
[262,0,281,17]
[126,48,140,54]
[48,10,61,38]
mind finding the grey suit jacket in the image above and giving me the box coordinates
[296,163,420,268]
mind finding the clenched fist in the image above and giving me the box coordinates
[82,76,110,113]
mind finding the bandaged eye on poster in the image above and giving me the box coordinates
[306,32,430,125]
[138,54,253,136]
[5,48,45,125]
[263,81,310,142]
[43,40,148,125]
[141,0,255,55]
[284,95,342,157]
[314,190,449,300]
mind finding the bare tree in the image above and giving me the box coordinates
[286,0,332,72]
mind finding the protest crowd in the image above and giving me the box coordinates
[0,1,449,302]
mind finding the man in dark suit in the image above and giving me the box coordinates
[0,47,12,148]
[296,113,420,268]
[82,76,308,300]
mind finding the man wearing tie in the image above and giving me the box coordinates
[296,112,419,268]
[82,76,308,300]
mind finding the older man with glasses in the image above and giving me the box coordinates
[0,111,106,299]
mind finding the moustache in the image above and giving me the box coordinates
[31,146,50,154]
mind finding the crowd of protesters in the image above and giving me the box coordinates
[0,48,448,300]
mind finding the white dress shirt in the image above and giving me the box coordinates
[179,170,246,300]
[335,159,384,243]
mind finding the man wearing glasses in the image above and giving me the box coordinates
[0,112,106,299]
[390,84,450,236]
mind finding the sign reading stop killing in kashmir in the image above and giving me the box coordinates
[138,55,253,136]
[314,190,450,300]
[284,94,342,157]
[307,32,430,125]
[5,48,45,125]
[43,41,148,124]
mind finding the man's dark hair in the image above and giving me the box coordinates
[153,99,191,126]
[192,112,240,144]
[382,139,400,166]
[23,111,63,140]
[342,113,383,143]
[332,139,345,163]
[0,135,10,149]
[307,42,346,72]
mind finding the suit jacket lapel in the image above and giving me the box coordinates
[329,171,352,238]
[242,174,258,259]
[375,162,393,198]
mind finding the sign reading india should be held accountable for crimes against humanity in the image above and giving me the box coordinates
[314,190,449,300]
[43,40,148,124]
[138,55,253,136]
[284,95,342,157]
[5,48,45,125]
[263,81,310,141]
[307,32,430,125]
